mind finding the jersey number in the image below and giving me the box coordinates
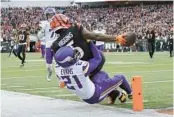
[60,75,83,90]
[19,35,24,40]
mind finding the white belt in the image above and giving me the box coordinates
[19,43,27,45]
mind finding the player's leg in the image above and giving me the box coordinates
[91,71,125,104]
[45,48,54,81]
[89,51,105,78]
[9,46,13,57]
[169,44,173,57]
[21,45,26,65]
[98,74,132,102]
[17,45,23,61]
[84,71,132,104]
[96,45,104,52]
[41,44,45,58]
[148,43,152,58]
[13,49,18,57]
[151,43,155,58]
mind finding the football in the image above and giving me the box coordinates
[124,32,137,47]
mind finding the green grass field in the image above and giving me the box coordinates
[1,52,173,109]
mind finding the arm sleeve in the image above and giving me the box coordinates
[82,42,102,76]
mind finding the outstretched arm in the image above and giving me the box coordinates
[83,42,102,76]
[82,28,126,45]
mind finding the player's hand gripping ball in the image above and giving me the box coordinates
[116,32,136,47]
[123,32,136,46]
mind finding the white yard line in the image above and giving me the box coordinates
[54,94,76,97]
[104,63,171,68]
[2,64,43,68]
[7,86,25,88]
[106,61,147,65]
[2,69,172,80]
[143,80,173,84]
[1,84,7,86]
[2,69,45,73]
[31,90,64,93]
[1,76,45,79]
[20,87,59,91]
[110,69,172,74]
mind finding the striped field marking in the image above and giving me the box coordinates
[1,69,46,73]
[2,64,44,68]
[143,80,173,84]
[109,69,172,74]
[53,94,76,97]
[1,76,45,80]
[2,79,173,91]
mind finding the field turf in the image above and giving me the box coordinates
[1,52,173,109]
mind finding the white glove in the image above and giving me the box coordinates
[27,47,30,51]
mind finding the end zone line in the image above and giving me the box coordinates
[2,80,173,91]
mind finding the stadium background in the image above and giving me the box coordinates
[0,1,173,115]
[1,0,173,53]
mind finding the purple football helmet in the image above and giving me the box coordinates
[55,46,81,68]
[44,8,56,19]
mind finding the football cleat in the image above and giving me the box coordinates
[47,70,52,82]
[119,92,127,103]
[107,90,119,104]
[128,94,133,99]
[20,64,24,68]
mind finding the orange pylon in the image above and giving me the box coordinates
[132,76,144,111]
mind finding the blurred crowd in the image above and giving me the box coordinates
[1,3,173,51]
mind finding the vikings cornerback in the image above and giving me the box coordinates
[37,21,47,58]
[50,13,127,103]
[55,42,132,104]
[41,8,58,81]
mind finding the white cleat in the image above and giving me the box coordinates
[47,71,52,82]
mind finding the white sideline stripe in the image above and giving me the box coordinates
[143,80,173,84]
[110,69,172,74]
[106,62,147,65]
[104,63,171,68]
[2,68,172,75]
[4,80,173,92]
[21,87,58,91]
[2,64,43,68]
[54,94,76,97]
[15,60,44,62]
[7,86,25,88]
[126,100,149,104]
[1,76,45,79]
[31,90,63,93]
[1,84,7,86]
[2,69,45,73]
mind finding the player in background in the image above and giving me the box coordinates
[41,8,58,81]
[55,42,132,104]
[8,37,18,57]
[16,24,30,67]
[93,25,106,51]
[37,21,46,58]
[168,32,173,57]
[146,28,155,59]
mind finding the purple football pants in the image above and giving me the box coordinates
[83,71,132,104]
[41,45,45,58]
[96,45,104,51]
[45,48,54,64]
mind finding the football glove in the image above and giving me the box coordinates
[59,81,66,88]
[116,34,127,46]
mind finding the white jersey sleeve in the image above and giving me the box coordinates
[43,21,58,48]
[55,60,95,100]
